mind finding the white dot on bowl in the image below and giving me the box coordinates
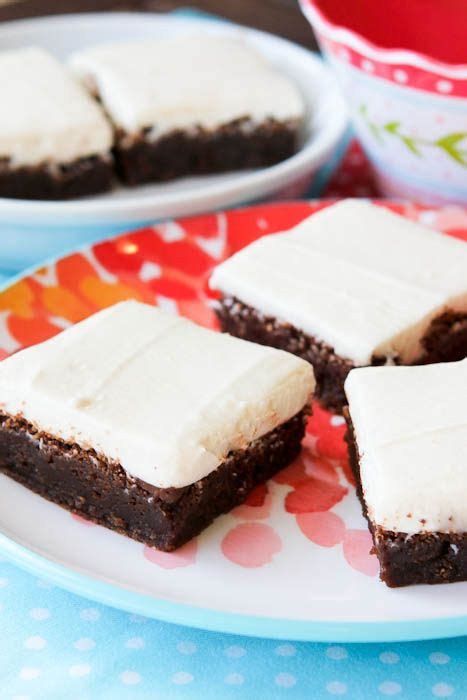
[172,671,194,685]
[432,683,454,697]
[225,673,245,685]
[275,673,296,688]
[379,681,402,695]
[24,636,46,651]
[436,80,453,94]
[225,645,246,658]
[29,608,50,621]
[361,59,375,72]
[74,637,96,651]
[379,652,400,664]
[429,652,450,665]
[330,416,346,427]
[326,646,348,660]
[120,670,141,686]
[275,643,296,657]
[177,641,197,655]
[326,680,347,695]
[394,69,408,83]
[19,667,41,681]
[79,608,100,622]
[69,664,91,678]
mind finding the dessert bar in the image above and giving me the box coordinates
[70,36,305,185]
[345,359,467,587]
[0,301,314,550]
[0,47,114,200]
[210,200,467,412]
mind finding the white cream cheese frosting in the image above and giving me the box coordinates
[345,359,467,534]
[0,301,314,489]
[0,47,113,167]
[210,200,467,365]
[69,35,305,136]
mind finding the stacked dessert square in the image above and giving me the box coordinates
[0,37,304,199]
[0,48,113,199]
[70,36,305,186]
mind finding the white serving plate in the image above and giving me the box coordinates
[1,200,467,642]
[0,12,348,270]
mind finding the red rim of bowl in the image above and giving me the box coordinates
[300,0,467,77]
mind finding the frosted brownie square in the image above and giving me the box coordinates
[345,359,467,587]
[210,200,467,412]
[0,48,114,200]
[70,35,305,185]
[0,301,314,551]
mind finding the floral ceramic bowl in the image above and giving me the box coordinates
[300,0,467,204]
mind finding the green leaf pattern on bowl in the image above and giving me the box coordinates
[359,105,467,166]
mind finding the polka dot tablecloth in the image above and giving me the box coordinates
[1,557,466,699]
[1,142,467,700]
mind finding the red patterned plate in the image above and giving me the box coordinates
[1,200,467,642]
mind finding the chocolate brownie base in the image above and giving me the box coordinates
[115,118,300,186]
[344,412,467,587]
[216,297,467,414]
[418,311,467,364]
[216,296,354,413]
[0,409,307,551]
[0,155,114,200]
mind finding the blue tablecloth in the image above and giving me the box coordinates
[1,556,466,699]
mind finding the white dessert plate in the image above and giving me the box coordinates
[1,199,467,642]
[0,12,348,228]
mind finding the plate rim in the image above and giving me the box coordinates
[2,528,467,643]
[2,199,467,643]
[0,11,348,225]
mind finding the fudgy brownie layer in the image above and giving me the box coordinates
[216,297,354,412]
[114,118,299,186]
[418,311,467,364]
[344,411,467,587]
[216,298,467,414]
[0,155,114,200]
[0,409,307,551]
